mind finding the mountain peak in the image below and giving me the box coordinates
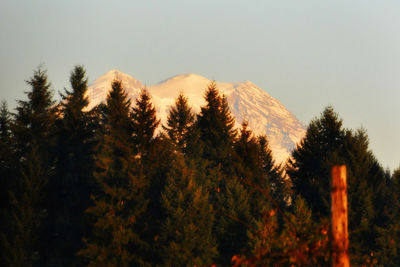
[157,73,210,85]
[98,69,140,83]
[105,69,125,75]
[86,70,143,110]
[86,71,306,163]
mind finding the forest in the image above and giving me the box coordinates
[0,65,399,266]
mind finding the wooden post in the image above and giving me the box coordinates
[330,165,349,267]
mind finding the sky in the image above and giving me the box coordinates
[1,0,399,170]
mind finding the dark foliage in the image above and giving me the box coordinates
[2,66,398,266]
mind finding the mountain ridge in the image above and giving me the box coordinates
[86,70,306,163]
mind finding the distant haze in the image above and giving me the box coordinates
[0,1,399,170]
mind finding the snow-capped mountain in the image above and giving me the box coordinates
[86,70,306,164]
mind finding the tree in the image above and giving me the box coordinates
[233,197,329,267]
[4,144,49,267]
[214,176,253,265]
[0,101,13,206]
[0,101,11,141]
[5,67,56,266]
[233,122,286,221]
[78,80,148,266]
[287,106,389,265]
[196,82,236,173]
[374,168,400,266]
[13,67,56,154]
[163,93,194,151]
[287,106,345,219]
[195,82,255,264]
[341,129,380,264]
[0,101,16,265]
[376,168,400,267]
[48,65,97,265]
[160,155,217,266]
[140,135,177,264]
[257,135,288,211]
[131,88,159,157]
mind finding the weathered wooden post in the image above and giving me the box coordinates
[331,165,349,267]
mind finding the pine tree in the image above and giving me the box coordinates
[160,155,217,266]
[233,196,329,266]
[0,101,11,141]
[257,135,288,211]
[375,168,400,266]
[131,88,159,157]
[343,129,388,265]
[196,82,236,173]
[287,106,345,219]
[234,121,260,182]
[278,197,330,266]
[0,101,13,204]
[194,82,255,264]
[215,176,253,265]
[374,168,400,267]
[0,101,15,265]
[5,67,56,266]
[13,67,56,154]
[163,93,194,151]
[140,134,177,264]
[130,89,178,263]
[78,80,148,266]
[233,122,286,220]
[287,106,389,265]
[49,65,96,265]
[233,122,266,220]
[5,144,49,267]
[392,168,400,222]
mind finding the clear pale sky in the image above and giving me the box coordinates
[1,0,399,170]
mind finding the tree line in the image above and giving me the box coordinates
[0,65,399,266]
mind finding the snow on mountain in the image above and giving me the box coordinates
[86,70,306,164]
[86,70,144,110]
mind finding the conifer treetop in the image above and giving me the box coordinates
[61,65,89,112]
[163,93,194,149]
[131,88,160,154]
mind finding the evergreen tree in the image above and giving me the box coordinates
[342,129,382,264]
[0,101,11,141]
[196,82,236,173]
[141,134,176,264]
[5,67,56,266]
[130,89,177,263]
[392,168,400,223]
[233,122,286,220]
[278,197,329,266]
[234,121,260,182]
[215,176,253,265]
[78,80,148,266]
[375,168,400,266]
[163,93,194,151]
[49,65,96,265]
[233,122,267,220]
[257,135,288,211]
[0,101,13,205]
[194,82,255,264]
[13,67,56,154]
[233,197,329,266]
[5,144,49,267]
[287,106,389,264]
[160,155,217,266]
[131,88,159,157]
[287,106,345,219]
[0,101,15,265]
[374,168,400,267]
